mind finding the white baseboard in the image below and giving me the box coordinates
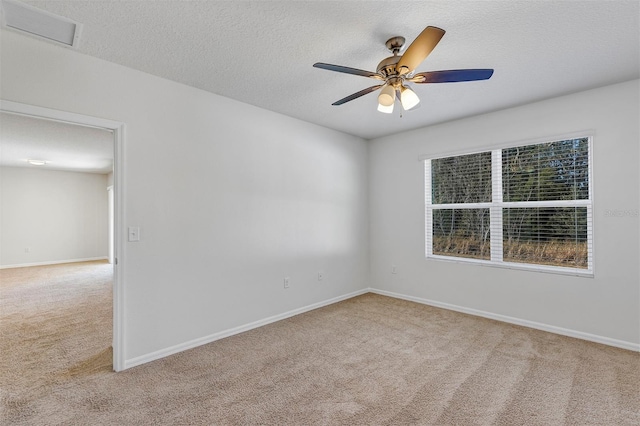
[369,288,640,352]
[124,286,638,370]
[124,288,369,370]
[0,257,109,269]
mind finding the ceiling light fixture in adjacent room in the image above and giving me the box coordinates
[27,159,48,166]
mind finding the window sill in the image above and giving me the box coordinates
[426,254,594,278]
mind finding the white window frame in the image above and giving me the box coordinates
[424,135,594,277]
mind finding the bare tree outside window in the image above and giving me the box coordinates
[502,139,589,268]
[432,209,491,260]
[432,152,492,204]
[426,137,592,273]
[431,152,491,259]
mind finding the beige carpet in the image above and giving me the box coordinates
[1,262,638,425]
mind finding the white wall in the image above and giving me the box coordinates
[0,30,369,363]
[369,79,640,347]
[0,167,108,267]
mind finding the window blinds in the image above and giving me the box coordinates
[425,137,592,273]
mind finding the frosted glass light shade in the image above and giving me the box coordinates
[377,84,395,107]
[400,86,420,110]
[377,102,394,114]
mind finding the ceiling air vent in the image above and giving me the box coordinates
[1,0,82,48]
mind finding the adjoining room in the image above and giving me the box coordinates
[0,112,115,387]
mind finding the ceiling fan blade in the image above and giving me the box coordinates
[314,63,383,80]
[396,26,445,75]
[410,69,494,84]
[332,85,384,105]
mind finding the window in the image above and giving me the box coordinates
[425,137,592,275]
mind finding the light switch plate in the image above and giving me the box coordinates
[128,226,140,242]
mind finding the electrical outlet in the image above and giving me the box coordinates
[284,277,290,289]
[392,265,397,274]
[25,247,31,253]
[317,271,324,281]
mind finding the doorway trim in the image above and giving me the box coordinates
[1,100,126,371]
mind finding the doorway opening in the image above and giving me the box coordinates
[0,100,125,371]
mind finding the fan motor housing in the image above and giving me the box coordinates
[377,55,401,78]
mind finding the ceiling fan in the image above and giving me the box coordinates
[313,26,494,113]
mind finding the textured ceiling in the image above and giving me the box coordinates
[0,112,113,173]
[8,1,640,139]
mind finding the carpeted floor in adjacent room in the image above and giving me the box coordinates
[1,261,638,425]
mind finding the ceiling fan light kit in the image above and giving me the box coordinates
[377,102,394,114]
[378,84,395,107]
[400,85,420,110]
[313,26,494,114]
